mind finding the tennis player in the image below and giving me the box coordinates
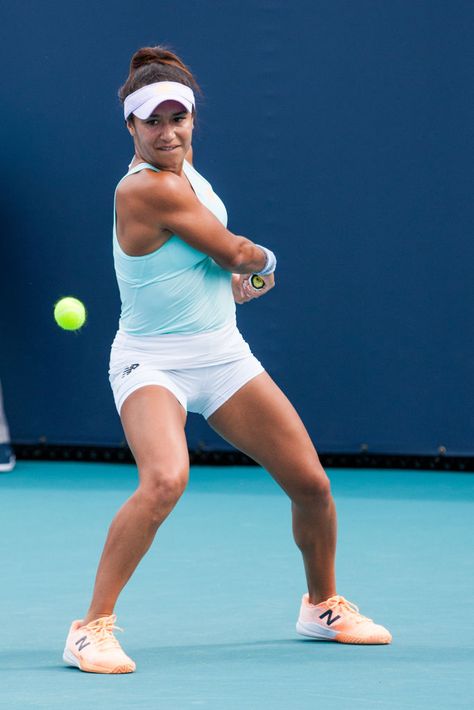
[63,46,391,674]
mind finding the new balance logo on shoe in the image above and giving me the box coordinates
[319,609,341,626]
[75,636,91,652]
[122,363,140,378]
[296,594,392,644]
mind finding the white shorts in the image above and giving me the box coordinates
[109,320,264,419]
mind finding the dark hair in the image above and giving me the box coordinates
[118,45,201,111]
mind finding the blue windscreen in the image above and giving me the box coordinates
[0,1,472,455]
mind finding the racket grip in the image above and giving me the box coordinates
[250,274,265,290]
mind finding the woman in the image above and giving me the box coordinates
[63,46,391,674]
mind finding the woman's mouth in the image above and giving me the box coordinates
[157,146,178,152]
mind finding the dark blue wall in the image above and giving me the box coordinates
[1,1,473,455]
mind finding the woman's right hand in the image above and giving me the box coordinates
[232,273,275,304]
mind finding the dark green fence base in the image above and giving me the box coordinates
[11,443,474,472]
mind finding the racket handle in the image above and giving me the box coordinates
[250,274,265,290]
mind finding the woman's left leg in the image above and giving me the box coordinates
[207,371,337,605]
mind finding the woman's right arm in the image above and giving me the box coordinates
[117,169,271,275]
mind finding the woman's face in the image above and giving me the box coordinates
[128,99,194,171]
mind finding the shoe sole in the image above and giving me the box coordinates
[0,460,16,472]
[296,621,337,641]
[63,648,135,674]
[296,621,391,645]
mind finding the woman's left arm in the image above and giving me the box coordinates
[179,144,274,301]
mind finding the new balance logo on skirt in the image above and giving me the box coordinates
[122,364,140,378]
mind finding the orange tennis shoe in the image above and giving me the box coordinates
[296,594,392,644]
[63,614,136,673]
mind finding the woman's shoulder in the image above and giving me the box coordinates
[117,166,181,195]
[116,165,191,212]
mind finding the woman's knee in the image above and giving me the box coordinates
[290,465,332,507]
[138,463,189,512]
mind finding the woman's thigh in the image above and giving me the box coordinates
[120,385,189,486]
[207,372,326,499]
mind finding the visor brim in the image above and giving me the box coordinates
[131,95,193,120]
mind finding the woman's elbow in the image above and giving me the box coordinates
[224,251,246,272]
[223,239,256,273]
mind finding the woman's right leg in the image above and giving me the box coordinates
[83,385,188,624]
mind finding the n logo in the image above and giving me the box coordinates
[75,635,91,652]
[319,609,341,627]
[122,363,140,378]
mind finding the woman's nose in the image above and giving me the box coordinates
[159,123,175,142]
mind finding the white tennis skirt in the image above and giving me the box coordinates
[109,320,264,419]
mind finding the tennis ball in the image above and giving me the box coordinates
[54,297,87,331]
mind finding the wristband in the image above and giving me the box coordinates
[255,245,277,275]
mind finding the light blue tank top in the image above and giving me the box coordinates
[113,160,235,335]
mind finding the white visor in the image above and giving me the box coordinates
[124,81,195,120]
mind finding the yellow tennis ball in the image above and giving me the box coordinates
[54,297,87,331]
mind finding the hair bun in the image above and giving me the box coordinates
[119,45,200,104]
[130,46,183,74]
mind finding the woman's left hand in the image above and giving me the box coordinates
[232,273,275,304]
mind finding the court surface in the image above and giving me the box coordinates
[1,461,473,709]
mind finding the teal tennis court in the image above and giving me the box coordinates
[1,462,472,709]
